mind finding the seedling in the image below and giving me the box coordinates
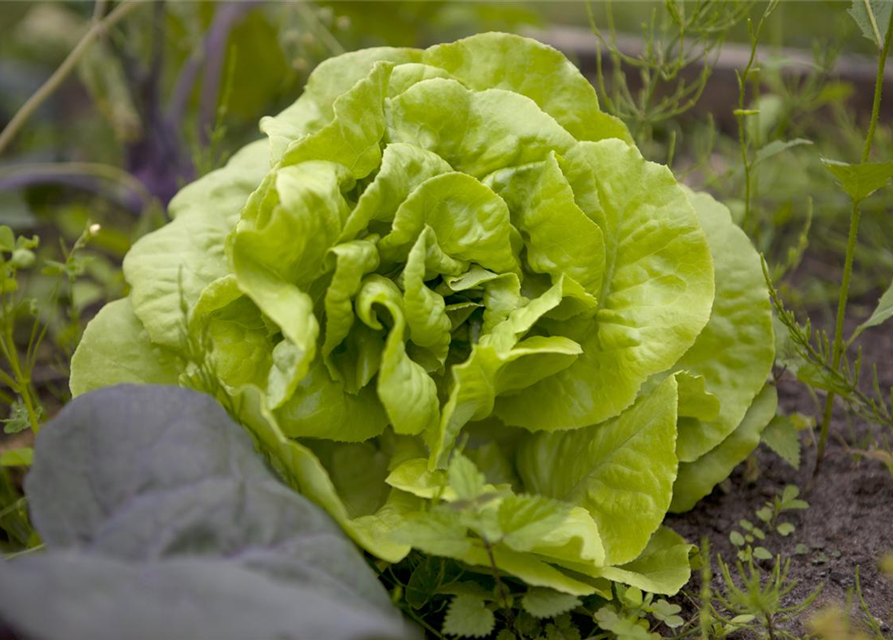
[728,485,808,562]
[713,554,822,640]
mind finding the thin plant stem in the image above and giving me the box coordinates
[402,606,445,640]
[0,498,27,521]
[737,21,763,234]
[482,539,516,634]
[3,544,45,561]
[861,16,893,163]
[92,0,109,22]
[816,13,893,473]
[0,359,18,389]
[2,325,39,433]
[0,0,145,157]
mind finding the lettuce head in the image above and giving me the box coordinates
[71,33,775,597]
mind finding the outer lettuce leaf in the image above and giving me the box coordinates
[675,371,721,422]
[671,384,778,513]
[564,527,692,596]
[69,298,182,397]
[262,48,422,162]
[422,32,631,144]
[121,140,269,349]
[496,141,714,430]
[394,496,606,596]
[671,189,775,462]
[517,376,679,566]
[235,385,415,563]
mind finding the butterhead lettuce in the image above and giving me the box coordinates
[71,33,775,597]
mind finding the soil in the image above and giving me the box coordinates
[667,310,893,632]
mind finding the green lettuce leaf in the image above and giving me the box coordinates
[386,78,577,179]
[517,375,679,566]
[565,527,692,596]
[262,48,421,162]
[280,61,393,178]
[670,189,774,462]
[670,384,778,513]
[484,152,605,297]
[69,298,182,397]
[496,141,714,431]
[189,275,273,389]
[422,32,631,144]
[122,140,269,349]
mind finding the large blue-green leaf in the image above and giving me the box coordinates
[0,555,413,640]
[3,385,413,640]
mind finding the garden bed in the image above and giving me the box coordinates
[670,310,893,629]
